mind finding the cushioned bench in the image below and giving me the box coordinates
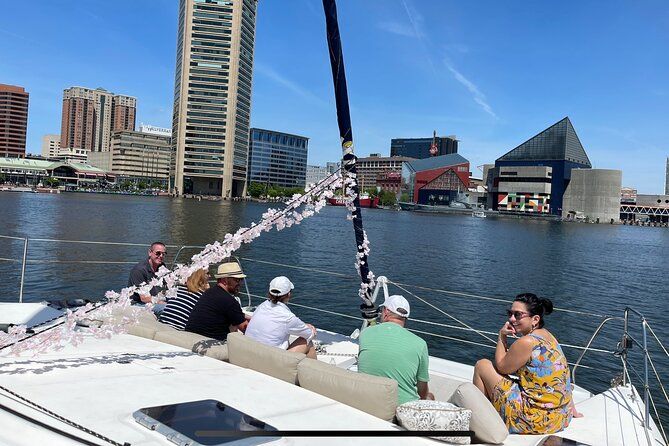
[298,357,398,422]
[102,307,229,361]
[118,311,506,441]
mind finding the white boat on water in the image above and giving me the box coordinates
[472,211,487,218]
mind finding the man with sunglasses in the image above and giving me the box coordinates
[127,241,167,304]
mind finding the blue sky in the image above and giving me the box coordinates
[1,0,668,193]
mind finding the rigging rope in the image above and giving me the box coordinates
[0,384,129,446]
[387,279,498,346]
[236,256,616,319]
[244,292,610,354]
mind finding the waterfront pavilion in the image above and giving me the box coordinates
[0,157,114,187]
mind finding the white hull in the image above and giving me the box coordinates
[0,310,665,446]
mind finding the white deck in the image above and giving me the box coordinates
[0,324,665,446]
[0,332,435,446]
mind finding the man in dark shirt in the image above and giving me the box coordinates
[127,241,167,303]
[185,262,248,341]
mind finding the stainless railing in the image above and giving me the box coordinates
[3,233,668,441]
[571,306,669,444]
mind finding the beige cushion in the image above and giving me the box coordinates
[226,332,304,384]
[430,374,464,402]
[193,338,229,362]
[297,358,398,422]
[396,400,472,444]
[154,330,211,350]
[126,319,163,339]
[449,382,508,444]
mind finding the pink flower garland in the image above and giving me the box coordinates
[0,171,375,356]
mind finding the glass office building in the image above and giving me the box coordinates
[390,135,458,159]
[248,128,308,188]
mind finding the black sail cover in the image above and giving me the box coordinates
[322,0,376,319]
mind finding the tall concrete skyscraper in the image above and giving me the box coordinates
[171,0,257,197]
[60,87,136,154]
[0,84,29,158]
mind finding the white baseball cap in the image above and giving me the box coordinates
[268,276,294,297]
[381,295,411,318]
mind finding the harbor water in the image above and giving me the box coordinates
[1,192,668,427]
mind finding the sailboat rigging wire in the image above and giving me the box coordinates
[322,0,375,316]
[645,351,669,406]
[236,257,614,319]
[388,279,498,345]
[0,384,129,446]
[646,323,669,358]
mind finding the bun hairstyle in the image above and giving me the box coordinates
[514,293,553,328]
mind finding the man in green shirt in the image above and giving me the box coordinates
[358,295,434,405]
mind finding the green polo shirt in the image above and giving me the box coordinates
[358,322,430,405]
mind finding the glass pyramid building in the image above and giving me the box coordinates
[498,117,591,167]
[493,117,592,215]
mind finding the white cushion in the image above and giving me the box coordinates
[449,383,508,444]
[396,400,472,444]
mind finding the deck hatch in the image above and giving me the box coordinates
[133,399,278,445]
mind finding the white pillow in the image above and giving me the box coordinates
[396,400,472,444]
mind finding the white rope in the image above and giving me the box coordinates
[236,257,614,319]
[0,234,26,241]
[244,292,613,354]
[388,279,498,346]
[240,257,350,278]
[23,260,136,265]
[646,323,669,358]
[22,238,182,248]
[1,232,621,321]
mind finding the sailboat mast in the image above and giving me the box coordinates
[322,0,376,319]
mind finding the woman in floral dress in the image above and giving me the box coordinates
[472,293,577,434]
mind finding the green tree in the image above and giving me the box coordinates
[247,182,265,198]
[121,180,134,191]
[378,189,397,206]
[137,180,148,190]
[44,177,60,187]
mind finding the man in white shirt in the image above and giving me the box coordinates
[245,276,317,358]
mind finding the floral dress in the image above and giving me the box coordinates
[492,333,573,434]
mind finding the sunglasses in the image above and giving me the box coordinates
[153,251,166,257]
[506,310,530,320]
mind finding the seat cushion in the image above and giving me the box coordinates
[396,400,472,444]
[449,382,508,444]
[192,338,229,361]
[154,329,211,350]
[297,358,398,422]
[227,332,304,384]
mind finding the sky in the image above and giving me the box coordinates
[1,0,668,193]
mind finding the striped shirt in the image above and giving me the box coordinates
[159,285,203,330]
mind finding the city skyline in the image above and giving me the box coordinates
[1,0,668,193]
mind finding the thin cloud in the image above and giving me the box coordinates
[444,43,469,54]
[255,63,326,107]
[446,63,498,119]
[377,21,421,38]
[400,0,437,76]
